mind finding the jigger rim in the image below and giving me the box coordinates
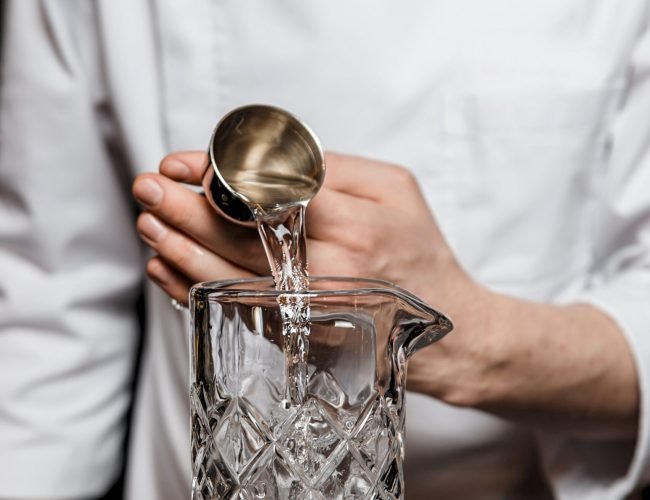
[207,103,326,207]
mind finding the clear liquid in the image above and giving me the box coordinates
[253,203,311,406]
[227,170,320,207]
[228,170,315,405]
[254,204,308,291]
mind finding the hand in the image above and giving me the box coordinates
[131,151,475,307]
[132,151,638,439]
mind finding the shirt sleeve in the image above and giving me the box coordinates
[0,1,141,497]
[539,18,650,500]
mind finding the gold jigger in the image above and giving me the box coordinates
[202,104,326,226]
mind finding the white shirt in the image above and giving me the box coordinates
[1,1,649,499]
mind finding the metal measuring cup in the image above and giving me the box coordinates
[202,104,326,226]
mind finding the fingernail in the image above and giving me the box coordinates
[162,159,191,181]
[133,177,163,207]
[138,213,166,242]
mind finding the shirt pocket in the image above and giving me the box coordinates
[438,84,623,291]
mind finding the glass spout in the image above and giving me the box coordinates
[390,286,454,359]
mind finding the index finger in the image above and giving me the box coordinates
[323,152,424,209]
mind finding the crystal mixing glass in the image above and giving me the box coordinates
[190,278,452,499]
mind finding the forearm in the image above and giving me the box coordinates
[418,284,640,440]
[487,292,639,439]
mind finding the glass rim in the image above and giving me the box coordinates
[191,276,417,300]
[190,276,454,340]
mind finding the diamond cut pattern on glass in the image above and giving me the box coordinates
[318,446,374,499]
[191,383,236,499]
[191,382,227,436]
[277,399,344,480]
[241,372,298,439]
[191,440,234,499]
[350,396,392,473]
[214,399,268,480]
[379,456,403,499]
[193,380,404,498]
[241,452,309,499]
[307,370,347,408]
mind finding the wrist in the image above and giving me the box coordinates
[451,285,515,408]
[413,269,512,407]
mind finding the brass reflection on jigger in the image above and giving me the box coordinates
[202,104,326,226]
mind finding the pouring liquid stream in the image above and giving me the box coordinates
[255,204,310,406]
[230,172,316,406]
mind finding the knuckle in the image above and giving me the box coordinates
[358,235,378,257]
[146,258,164,279]
[136,213,149,236]
[370,250,391,277]
[174,206,195,233]
[355,219,384,253]
[155,229,190,270]
[356,243,388,277]
[392,165,419,190]
[346,249,372,278]
[174,237,200,271]
[159,153,177,172]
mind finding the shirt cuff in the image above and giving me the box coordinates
[538,278,650,499]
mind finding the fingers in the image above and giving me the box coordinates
[150,150,428,282]
[159,151,208,184]
[138,209,356,285]
[159,150,426,215]
[133,173,269,275]
[133,172,352,276]
[146,257,194,305]
[323,152,424,210]
[306,187,379,249]
[305,240,365,278]
[136,212,258,282]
